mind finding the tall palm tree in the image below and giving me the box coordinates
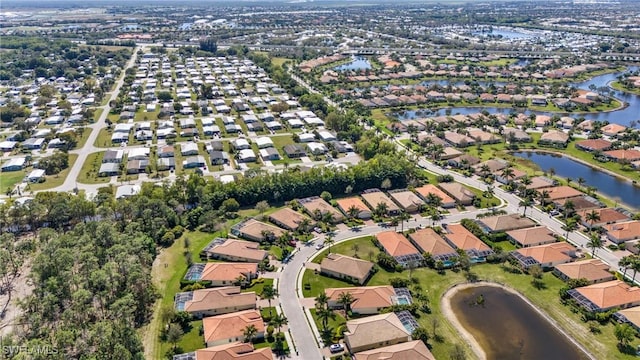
[347,205,360,220]
[563,200,576,220]
[577,177,586,189]
[243,324,258,343]
[296,217,312,235]
[270,313,288,332]
[315,293,333,332]
[399,211,411,233]
[586,234,603,257]
[619,256,632,279]
[337,292,355,320]
[519,197,533,216]
[426,193,443,208]
[261,286,278,315]
[375,202,389,217]
[325,233,335,254]
[538,190,550,208]
[562,218,579,242]
[501,166,515,185]
[585,210,601,234]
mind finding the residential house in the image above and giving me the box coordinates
[468,129,500,144]
[408,228,457,263]
[344,313,412,353]
[437,183,475,206]
[103,149,124,163]
[158,145,175,158]
[209,150,230,165]
[575,139,612,152]
[336,197,372,220]
[604,149,640,163]
[283,144,306,159]
[569,280,640,312]
[361,189,400,216]
[503,128,532,143]
[297,196,344,222]
[442,223,493,262]
[173,343,273,360]
[202,310,265,347]
[506,226,557,248]
[268,208,310,231]
[26,169,46,183]
[553,259,614,284]
[237,149,257,163]
[98,163,120,177]
[183,155,206,169]
[476,214,537,234]
[307,142,328,155]
[157,157,176,171]
[326,286,397,314]
[525,176,556,190]
[230,218,285,242]
[511,242,577,269]
[202,238,268,263]
[604,221,640,244]
[545,186,584,202]
[388,190,425,213]
[127,159,149,174]
[185,262,258,287]
[576,208,631,228]
[259,148,280,161]
[320,254,375,285]
[602,124,627,137]
[353,341,436,360]
[413,184,455,208]
[443,131,475,147]
[538,130,569,147]
[375,231,422,267]
[254,137,274,149]
[175,287,257,318]
[181,142,200,156]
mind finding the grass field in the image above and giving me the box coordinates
[0,170,25,192]
[77,152,111,184]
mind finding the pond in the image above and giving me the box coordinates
[449,285,591,360]
[334,57,372,71]
[513,151,640,209]
[473,28,536,40]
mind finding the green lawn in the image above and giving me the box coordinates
[94,128,117,148]
[28,154,78,191]
[611,81,640,95]
[77,152,112,184]
[75,127,93,149]
[0,170,25,192]
[244,278,274,296]
[172,320,205,355]
[309,308,346,343]
[311,236,379,264]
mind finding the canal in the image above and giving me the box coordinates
[449,285,591,360]
[513,151,640,209]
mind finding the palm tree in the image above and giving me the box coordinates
[519,197,533,216]
[577,177,586,189]
[325,233,335,253]
[296,217,312,235]
[261,286,277,315]
[270,313,288,332]
[243,324,258,343]
[538,190,550,208]
[315,293,333,332]
[585,210,601,234]
[399,211,411,233]
[479,164,491,178]
[337,292,355,320]
[563,200,575,220]
[375,202,389,217]
[425,193,443,208]
[347,205,360,220]
[586,234,603,257]
[562,219,579,242]
[619,256,632,279]
[501,166,515,185]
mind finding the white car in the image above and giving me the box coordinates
[315,243,324,250]
[329,344,344,353]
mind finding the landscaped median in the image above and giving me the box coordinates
[298,234,640,360]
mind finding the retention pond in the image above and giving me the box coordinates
[448,284,591,360]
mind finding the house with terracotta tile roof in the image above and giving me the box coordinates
[320,253,375,285]
[614,306,640,331]
[569,280,640,312]
[604,149,640,163]
[575,139,612,152]
[604,221,640,244]
[230,219,285,242]
[353,340,435,360]
[506,226,557,248]
[325,286,399,314]
[577,208,631,228]
[553,259,614,284]
[545,186,584,201]
[344,313,412,353]
[437,182,475,206]
[202,238,268,263]
[525,176,556,190]
[511,242,577,269]
[185,262,258,287]
[361,189,400,215]
[443,131,475,147]
[442,224,493,262]
[413,184,455,208]
[268,207,311,231]
[388,190,425,213]
[538,130,569,147]
[336,197,373,220]
[602,123,627,137]
[408,228,457,262]
[553,196,602,212]
[375,231,422,266]
[173,342,273,360]
[476,214,537,234]
[297,196,344,222]
[203,310,265,347]
[175,287,257,318]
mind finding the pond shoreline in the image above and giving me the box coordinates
[440,281,596,360]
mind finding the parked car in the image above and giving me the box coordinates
[329,344,344,353]
[315,243,324,250]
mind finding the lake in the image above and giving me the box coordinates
[514,151,640,209]
[473,28,536,40]
[449,285,590,360]
[334,57,372,71]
